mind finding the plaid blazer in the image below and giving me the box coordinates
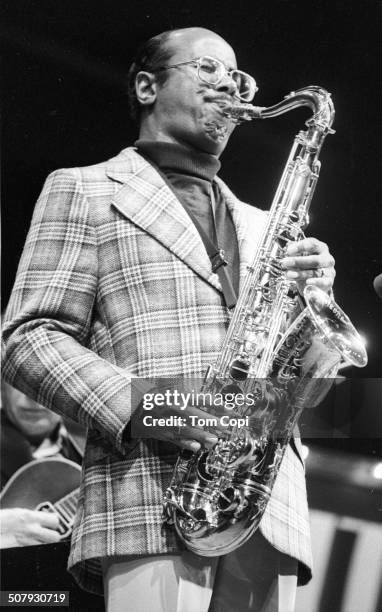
[3,147,312,594]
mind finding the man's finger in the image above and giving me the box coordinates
[36,511,60,530]
[286,237,327,256]
[305,276,335,290]
[282,254,334,271]
[172,424,218,445]
[33,526,61,545]
[286,266,335,280]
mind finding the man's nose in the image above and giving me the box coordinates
[215,73,238,98]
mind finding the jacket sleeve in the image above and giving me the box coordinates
[2,169,133,455]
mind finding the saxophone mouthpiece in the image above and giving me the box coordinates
[221,102,266,123]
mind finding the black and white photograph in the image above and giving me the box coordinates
[2,1,382,611]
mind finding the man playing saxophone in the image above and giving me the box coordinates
[3,27,337,612]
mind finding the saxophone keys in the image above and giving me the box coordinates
[217,486,242,513]
[229,356,250,381]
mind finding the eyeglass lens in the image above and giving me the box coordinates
[198,57,255,101]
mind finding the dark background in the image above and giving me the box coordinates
[2,0,382,452]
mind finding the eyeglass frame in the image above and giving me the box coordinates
[148,55,258,102]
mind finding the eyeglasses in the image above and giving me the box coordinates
[151,55,258,102]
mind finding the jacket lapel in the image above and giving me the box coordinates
[105,148,268,298]
[106,148,222,292]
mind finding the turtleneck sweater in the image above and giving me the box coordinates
[135,140,240,300]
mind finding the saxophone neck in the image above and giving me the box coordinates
[224,86,335,134]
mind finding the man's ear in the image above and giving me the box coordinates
[135,71,158,108]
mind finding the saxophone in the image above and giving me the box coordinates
[163,86,367,556]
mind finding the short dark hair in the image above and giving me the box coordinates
[127,30,176,121]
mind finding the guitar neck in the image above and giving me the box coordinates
[54,488,80,521]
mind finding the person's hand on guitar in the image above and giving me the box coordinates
[0,508,61,548]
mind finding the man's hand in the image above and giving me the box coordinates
[132,401,220,453]
[281,237,336,294]
[131,386,227,453]
[0,508,61,548]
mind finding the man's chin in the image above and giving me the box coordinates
[182,125,232,156]
[198,123,232,156]
[204,121,229,143]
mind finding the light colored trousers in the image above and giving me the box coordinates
[102,531,298,612]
